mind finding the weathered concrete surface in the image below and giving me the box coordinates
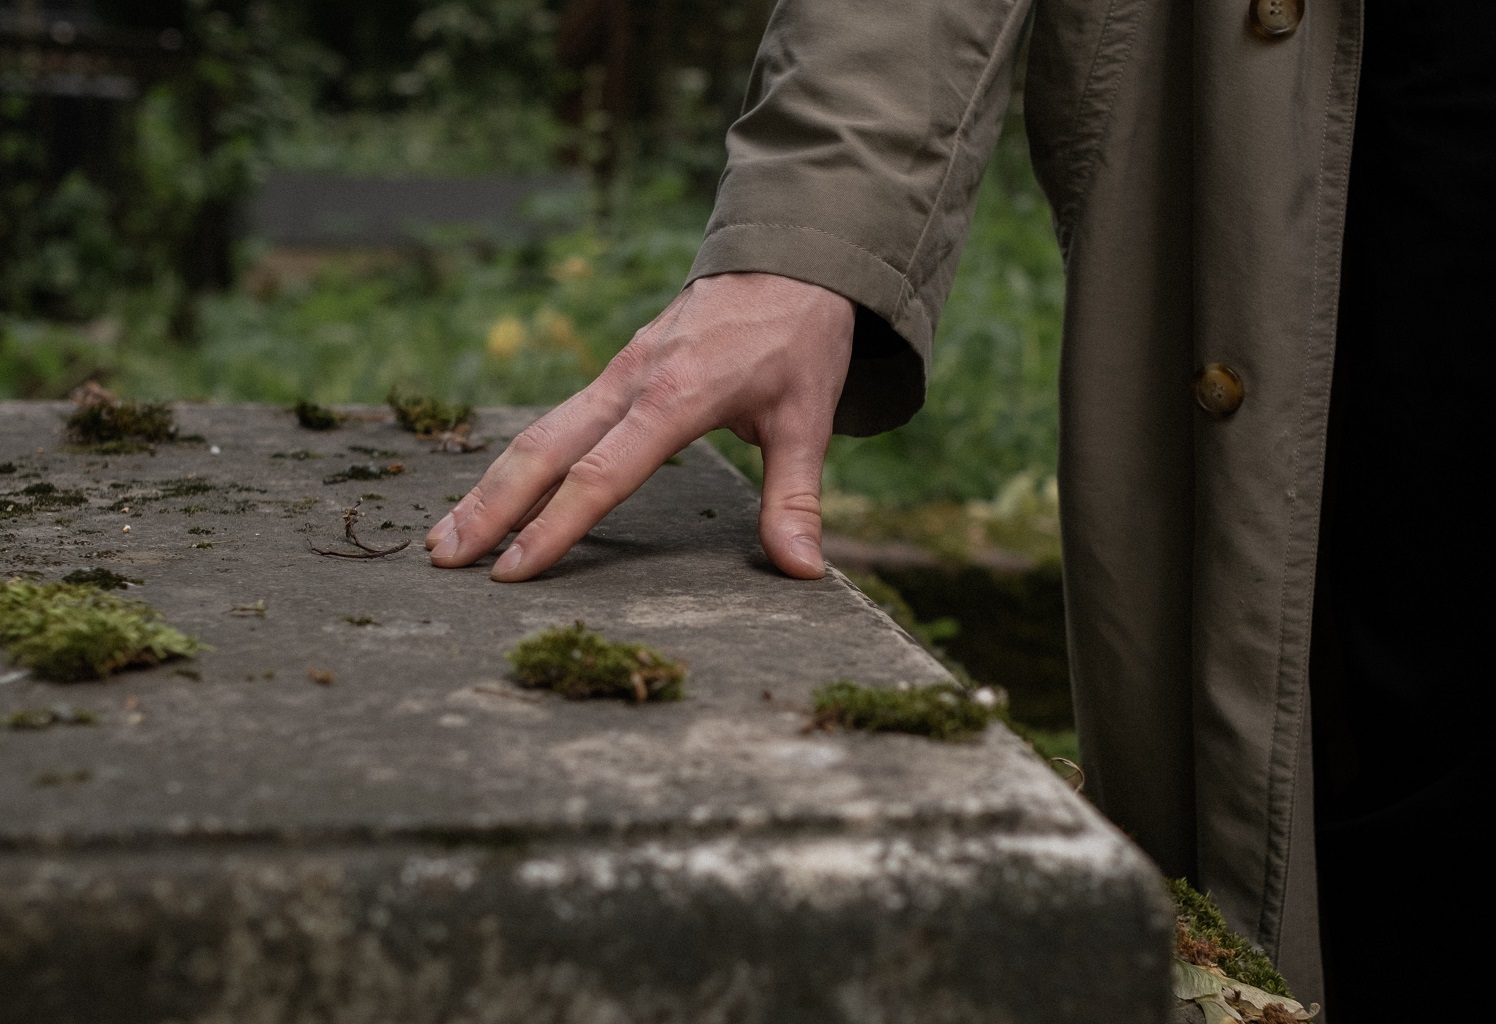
[0,402,1173,1024]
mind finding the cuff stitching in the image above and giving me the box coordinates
[696,220,934,329]
[700,221,908,278]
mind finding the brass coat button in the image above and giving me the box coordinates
[1251,0,1303,38]
[1194,364,1245,417]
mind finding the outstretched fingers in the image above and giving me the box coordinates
[426,391,623,567]
[491,403,707,581]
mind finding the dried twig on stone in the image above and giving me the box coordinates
[308,499,410,559]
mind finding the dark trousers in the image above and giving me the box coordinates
[1311,2,1494,1018]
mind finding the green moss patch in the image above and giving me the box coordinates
[0,578,206,682]
[61,568,142,590]
[508,622,684,702]
[1170,878,1291,996]
[388,391,473,436]
[809,679,1004,741]
[1169,879,1318,1020]
[7,704,97,729]
[294,400,345,430]
[65,401,176,447]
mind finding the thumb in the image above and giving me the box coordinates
[758,432,830,580]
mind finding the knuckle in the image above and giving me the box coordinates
[777,490,823,519]
[633,366,693,420]
[564,452,618,499]
[509,420,558,460]
[604,341,649,381]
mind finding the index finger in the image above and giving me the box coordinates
[427,388,625,567]
[490,404,705,581]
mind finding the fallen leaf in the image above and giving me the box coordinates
[1172,961,1317,1023]
[1198,992,1243,1024]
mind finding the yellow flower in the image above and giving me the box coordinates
[534,308,597,372]
[549,254,592,282]
[486,316,528,360]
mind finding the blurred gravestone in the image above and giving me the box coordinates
[244,171,587,250]
[0,401,1171,1024]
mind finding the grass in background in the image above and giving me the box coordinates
[0,123,1063,516]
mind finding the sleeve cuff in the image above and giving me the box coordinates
[687,222,930,437]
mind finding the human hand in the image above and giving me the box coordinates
[425,272,856,581]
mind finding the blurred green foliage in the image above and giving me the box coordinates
[263,0,567,177]
[1,0,769,319]
[1,0,319,320]
[0,169,699,400]
[0,126,1064,506]
[2,0,1063,511]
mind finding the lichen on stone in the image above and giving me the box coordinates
[808,679,1004,741]
[5,482,89,517]
[387,390,473,436]
[65,400,176,447]
[322,463,404,485]
[508,621,684,702]
[294,400,345,431]
[0,578,206,683]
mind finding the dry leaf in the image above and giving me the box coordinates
[1172,960,1317,1023]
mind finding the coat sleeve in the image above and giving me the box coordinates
[687,0,1034,435]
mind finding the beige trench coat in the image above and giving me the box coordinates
[688,0,1364,1006]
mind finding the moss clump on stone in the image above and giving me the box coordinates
[508,621,684,702]
[61,568,141,590]
[810,679,1004,741]
[294,400,344,430]
[1169,877,1292,998]
[387,390,473,436]
[322,463,404,485]
[65,401,176,446]
[7,704,97,729]
[0,578,206,683]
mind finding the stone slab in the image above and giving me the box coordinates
[0,402,1171,1023]
[245,172,585,247]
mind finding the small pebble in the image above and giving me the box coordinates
[121,525,131,534]
[209,445,221,455]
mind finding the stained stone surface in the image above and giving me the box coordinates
[0,402,1172,1024]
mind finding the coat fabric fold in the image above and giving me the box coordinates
[689,0,1366,1007]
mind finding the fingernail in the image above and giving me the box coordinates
[493,541,525,579]
[431,530,460,561]
[427,513,455,546]
[790,535,822,571]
